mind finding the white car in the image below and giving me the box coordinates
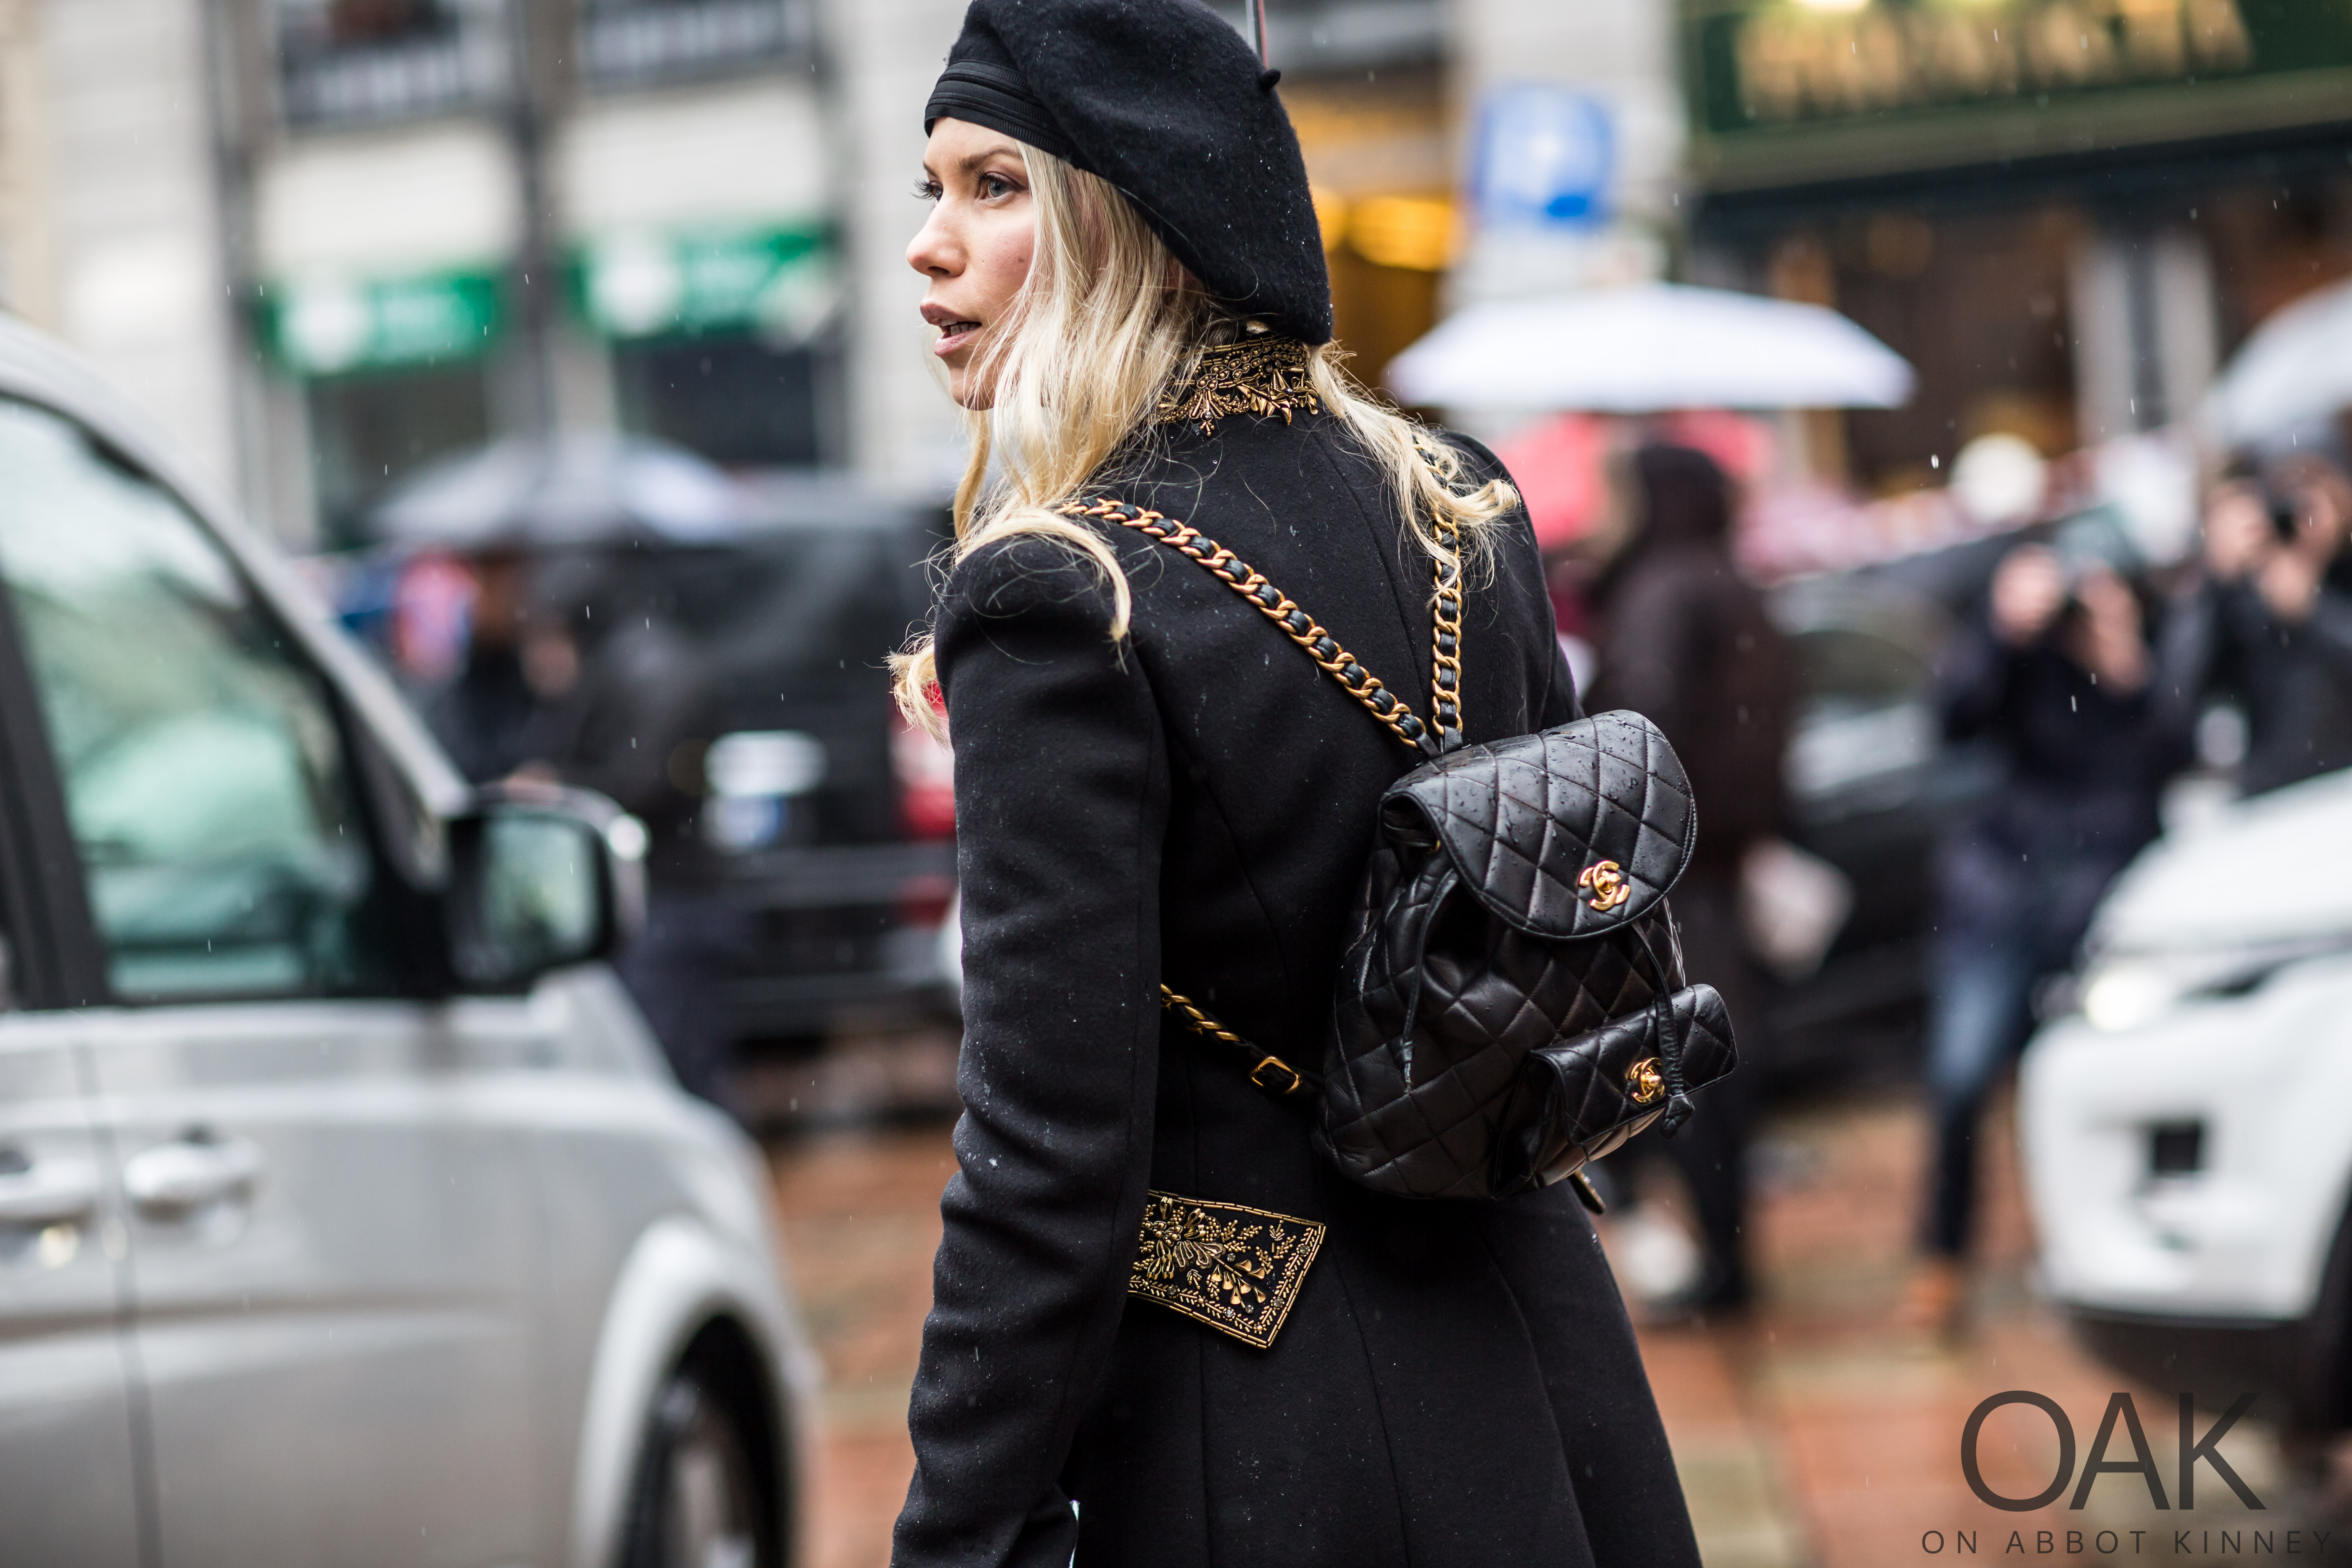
[0,314,814,1567]
[2021,769,2352,1433]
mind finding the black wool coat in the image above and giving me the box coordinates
[893,400,1702,1568]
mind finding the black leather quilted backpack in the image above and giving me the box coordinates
[1059,494,1738,1204]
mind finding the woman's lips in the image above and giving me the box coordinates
[932,320,982,358]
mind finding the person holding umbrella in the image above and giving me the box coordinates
[885,1,1701,1564]
[373,442,753,1115]
[523,555,745,1117]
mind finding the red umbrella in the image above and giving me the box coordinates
[1494,409,1778,552]
[1494,412,1608,550]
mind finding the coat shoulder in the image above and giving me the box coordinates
[1430,426,1512,486]
[1410,427,1547,608]
[940,527,1129,628]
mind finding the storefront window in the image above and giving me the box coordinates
[573,222,834,463]
[273,0,508,127]
[1683,0,2352,490]
[612,336,824,468]
[1817,209,2082,493]
[577,0,810,89]
[1283,65,1451,391]
[305,363,492,545]
[1210,0,1441,73]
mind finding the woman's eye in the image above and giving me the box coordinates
[913,178,942,203]
[979,173,1018,200]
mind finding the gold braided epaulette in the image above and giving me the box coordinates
[1154,337,1319,437]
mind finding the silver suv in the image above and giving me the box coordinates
[0,316,813,1568]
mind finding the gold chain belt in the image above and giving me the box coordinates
[1127,1190,1325,1350]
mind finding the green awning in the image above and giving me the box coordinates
[573,223,834,341]
[263,270,503,375]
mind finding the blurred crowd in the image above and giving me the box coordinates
[1558,424,2352,1332]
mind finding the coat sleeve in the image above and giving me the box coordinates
[1935,617,2026,744]
[2148,584,2217,739]
[2298,583,2352,679]
[892,536,1170,1568]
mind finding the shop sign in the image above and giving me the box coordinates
[1470,86,1614,231]
[263,270,502,376]
[574,225,835,341]
[1684,0,2352,185]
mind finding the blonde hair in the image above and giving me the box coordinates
[890,142,1519,733]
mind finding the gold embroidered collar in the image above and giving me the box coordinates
[1155,336,1320,437]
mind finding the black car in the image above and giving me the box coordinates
[613,476,958,1047]
[1764,531,2016,1084]
[345,475,959,1053]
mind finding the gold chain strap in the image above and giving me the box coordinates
[1055,497,1449,755]
[1062,487,1473,1112]
[1429,515,1463,748]
[1159,985,1314,1098]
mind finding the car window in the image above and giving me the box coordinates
[0,398,396,1002]
[1793,627,1929,713]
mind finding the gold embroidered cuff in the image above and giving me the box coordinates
[1127,1189,1325,1350]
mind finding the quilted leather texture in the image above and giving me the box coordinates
[1316,710,1731,1201]
[1490,984,1738,1196]
[1380,710,1695,940]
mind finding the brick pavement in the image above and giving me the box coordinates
[768,1091,2333,1568]
[769,1127,953,1568]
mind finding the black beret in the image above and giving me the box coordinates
[925,0,1333,345]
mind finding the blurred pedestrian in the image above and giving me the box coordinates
[887,4,1702,1565]
[1901,532,2194,1333]
[1586,442,1793,1318]
[423,546,546,784]
[2172,452,2352,793]
[528,558,748,1118]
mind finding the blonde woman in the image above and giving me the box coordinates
[890,3,1702,1563]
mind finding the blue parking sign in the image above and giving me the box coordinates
[1470,85,1613,230]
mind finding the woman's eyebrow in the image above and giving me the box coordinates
[956,145,1023,175]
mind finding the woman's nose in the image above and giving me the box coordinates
[908,207,960,278]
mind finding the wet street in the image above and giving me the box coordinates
[767,1088,2334,1568]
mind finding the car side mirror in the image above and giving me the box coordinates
[446,785,648,991]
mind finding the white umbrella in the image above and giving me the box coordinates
[1385,283,1913,412]
[2207,276,2352,445]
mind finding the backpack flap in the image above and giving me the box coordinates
[1376,710,1696,940]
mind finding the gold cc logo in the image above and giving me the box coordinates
[1577,859,1632,912]
[1626,1058,1665,1106]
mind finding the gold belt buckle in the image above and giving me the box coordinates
[1127,1190,1325,1350]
